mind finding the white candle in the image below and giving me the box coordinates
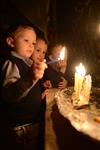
[74,63,86,97]
[73,63,92,106]
[80,75,92,104]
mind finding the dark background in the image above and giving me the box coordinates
[0,0,100,86]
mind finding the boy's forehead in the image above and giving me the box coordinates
[18,27,35,33]
[36,39,48,51]
[13,26,36,37]
[52,45,63,53]
[37,39,47,46]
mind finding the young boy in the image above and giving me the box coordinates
[31,35,48,64]
[31,33,52,90]
[0,23,47,150]
[44,43,68,89]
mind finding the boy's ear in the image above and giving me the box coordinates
[6,37,14,47]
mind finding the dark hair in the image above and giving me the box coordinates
[36,30,49,45]
[5,22,37,38]
[48,42,65,55]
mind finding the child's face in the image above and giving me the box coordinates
[50,45,67,61]
[50,45,64,60]
[31,39,47,62]
[7,28,36,58]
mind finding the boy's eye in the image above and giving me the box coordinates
[32,43,35,46]
[43,51,46,55]
[24,39,28,42]
[36,49,40,52]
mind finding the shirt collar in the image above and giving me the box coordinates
[11,51,33,67]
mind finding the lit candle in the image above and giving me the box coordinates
[59,47,65,60]
[73,63,92,106]
[74,63,86,97]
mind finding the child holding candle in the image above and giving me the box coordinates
[0,23,47,150]
[43,42,68,89]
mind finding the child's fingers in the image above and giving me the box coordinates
[32,61,47,79]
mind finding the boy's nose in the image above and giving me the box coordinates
[38,56,44,62]
[39,54,44,61]
[29,43,34,48]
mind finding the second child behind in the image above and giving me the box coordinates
[31,32,52,91]
[44,43,68,89]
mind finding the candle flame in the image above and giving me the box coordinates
[59,47,65,60]
[76,63,86,76]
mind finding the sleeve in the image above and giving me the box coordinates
[1,60,38,103]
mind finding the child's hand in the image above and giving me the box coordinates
[58,60,66,67]
[58,60,67,73]
[42,89,50,99]
[32,60,47,80]
[58,77,68,89]
[43,80,52,89]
